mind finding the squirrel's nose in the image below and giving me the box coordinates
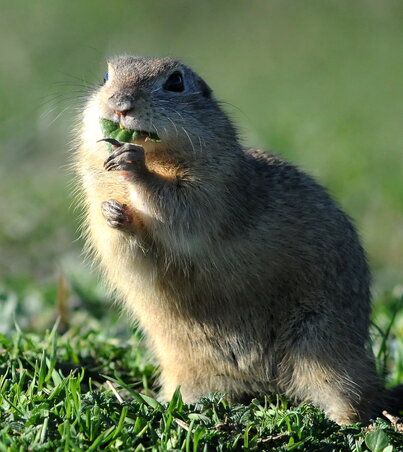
[108,93,134,114]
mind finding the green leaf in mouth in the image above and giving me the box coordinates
[99,119,161,152]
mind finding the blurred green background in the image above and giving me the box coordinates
[0,0,402,308]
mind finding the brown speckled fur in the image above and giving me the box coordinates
[75,55,382,424]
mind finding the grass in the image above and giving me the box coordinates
[1,1,403,449]
[0,279,402,451]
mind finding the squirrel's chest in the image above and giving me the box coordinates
[127,185,156,220]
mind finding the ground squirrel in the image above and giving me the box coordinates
[76,55,383,425]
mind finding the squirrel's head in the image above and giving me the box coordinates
[86,55,238,157]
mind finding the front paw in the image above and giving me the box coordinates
[104,143,145,173]
[101,199,133,230]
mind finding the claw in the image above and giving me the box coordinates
[101,200,133,229]
[97,138,123,147]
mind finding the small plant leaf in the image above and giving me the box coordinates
[365,429,390,452]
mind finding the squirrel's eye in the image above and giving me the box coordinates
[103,72,109,84]
[163,71,184,92]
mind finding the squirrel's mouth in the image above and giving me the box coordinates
[100,119,161,143]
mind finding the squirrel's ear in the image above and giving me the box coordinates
[198,78,212,98]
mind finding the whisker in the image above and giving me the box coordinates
[170,108,185,122]
[218,100,249,120]
[166,116,179,137]
[47,106,72,127]
[55,71,92,86]
[181,126,197,158]
[150,121,162,141]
